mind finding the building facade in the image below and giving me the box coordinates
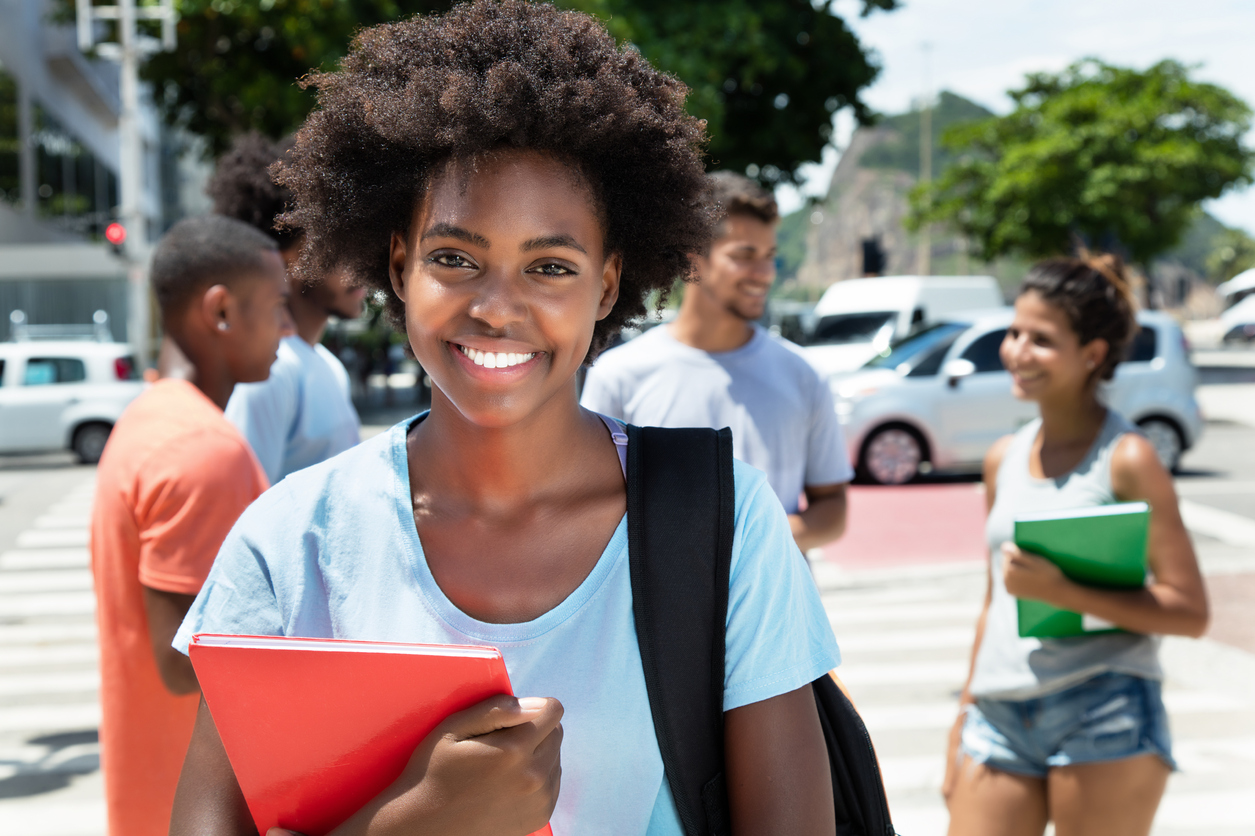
[0,0,175,350]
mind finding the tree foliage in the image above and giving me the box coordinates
[907,60,1255,266]
[1207,226,1255,282]
[69,0,896,178]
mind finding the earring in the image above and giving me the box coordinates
[217,321,229,332]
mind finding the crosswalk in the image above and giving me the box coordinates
[0,476,105,836]
[1,477,1253,836]
[821,567,1255,836]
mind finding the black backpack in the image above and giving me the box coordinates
[625,424,896,836]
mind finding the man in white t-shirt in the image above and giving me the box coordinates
[582,172,852,551]
[209,133,366,483]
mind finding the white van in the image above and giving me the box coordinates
[800,275,1004,379]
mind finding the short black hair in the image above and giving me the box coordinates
[276,0,713,359]
[707,171,779,227]
[206,132,300,250]
[150,215,279,316]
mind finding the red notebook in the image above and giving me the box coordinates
[189,633,553,836]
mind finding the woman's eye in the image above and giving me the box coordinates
[431,253,473,269]
[532,263,573,276]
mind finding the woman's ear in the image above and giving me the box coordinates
[595,253,623,321]
[1084,337,1109,375]
[388,231,409,302]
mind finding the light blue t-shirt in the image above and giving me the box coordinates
[174,416,840,836]
[225,335,361,484]
[581,324,853,514]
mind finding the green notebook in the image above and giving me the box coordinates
[1013,502,1149,639]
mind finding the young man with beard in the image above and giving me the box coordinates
[209,133,367,483]
[582,172,852,551]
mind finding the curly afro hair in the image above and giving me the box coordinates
[206,133,301,250]
[275,0,714,359]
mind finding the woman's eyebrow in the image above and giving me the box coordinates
[421,223,490,248]
[521,234,587,255]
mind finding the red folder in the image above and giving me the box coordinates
[189,633,553,836]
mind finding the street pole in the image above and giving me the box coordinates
[117,0,148,362]
[76,0,176,364]
[918,43,932,277]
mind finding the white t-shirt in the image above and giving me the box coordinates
[174,418,840,835]
[226,335,361,484]
[581,324,853,513]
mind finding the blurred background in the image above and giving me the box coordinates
[1,2,1254,834]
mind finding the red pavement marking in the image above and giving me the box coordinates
[823,483,989,570]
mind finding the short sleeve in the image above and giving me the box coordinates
[804,375,854,487]
[579,363,624,420]
[134,433,268,596]
[225,362,300,484]
[172,518,288,655]
[723,464,840,711]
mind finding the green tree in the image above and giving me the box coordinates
[1207,227,1255,282]
[68,0,896,177]
[907,60,1255,267]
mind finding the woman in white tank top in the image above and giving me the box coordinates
[944,256,1209,836]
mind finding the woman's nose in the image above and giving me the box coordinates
[467,270,527,329]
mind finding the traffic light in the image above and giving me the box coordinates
[105,222,127,255]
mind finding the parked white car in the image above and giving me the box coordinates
[801,276,1004,379]
[0,340,145,462]
[833,309,1203,484]
[1221,295,1255,344]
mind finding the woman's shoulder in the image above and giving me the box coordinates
[238,421,408,536]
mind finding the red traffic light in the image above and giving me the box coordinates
[105,222,127,246]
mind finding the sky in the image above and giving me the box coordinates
[775,0,1255,235]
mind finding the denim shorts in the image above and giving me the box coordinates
[960,672,1176,778]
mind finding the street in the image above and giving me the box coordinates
[1,363,1253,836]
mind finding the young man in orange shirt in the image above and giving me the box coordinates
[90,215,289,836]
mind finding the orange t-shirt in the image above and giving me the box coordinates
[90,379,268,836]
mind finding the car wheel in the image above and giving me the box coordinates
[860,425,925,485]
[73,423,112,465]
[1137,417,1183,473]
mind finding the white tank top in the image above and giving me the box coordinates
[969,409,1163,700]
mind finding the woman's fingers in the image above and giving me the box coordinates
[442,694,564,743]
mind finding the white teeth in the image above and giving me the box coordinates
[457,344,536,368]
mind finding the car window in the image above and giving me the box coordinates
[812,311,898,345]
[24,357,87,386]
[865,322,967,375]
[1127,326,1157,363]
[960,330,1007,373]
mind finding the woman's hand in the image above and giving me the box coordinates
[332,694,563,836]
[1001,543,1071,607]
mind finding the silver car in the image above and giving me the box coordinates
[834,309,1203,484]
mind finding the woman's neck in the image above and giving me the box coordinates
[1036,391,1107,446]
[409,384,605,509]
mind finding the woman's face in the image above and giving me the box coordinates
[1001,290,1108,404]
[389,150,620,428]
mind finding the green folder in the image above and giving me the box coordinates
[1013,502,1149,639]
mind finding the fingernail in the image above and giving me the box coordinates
[518,697,548,711]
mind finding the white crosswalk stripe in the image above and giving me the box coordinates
[0,476,104,836]
[821,572,1255,836]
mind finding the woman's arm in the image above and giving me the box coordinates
[170,695,564,836]
[942,435,1008,802]
[1002,433,1209,638]
[725,685,834,835]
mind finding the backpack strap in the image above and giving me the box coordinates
[627,425,734,836]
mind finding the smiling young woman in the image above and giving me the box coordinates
[166,3,841,835]
[944,256,1209,836]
